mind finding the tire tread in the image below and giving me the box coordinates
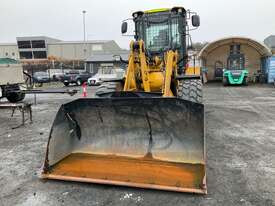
[177,79,203,103]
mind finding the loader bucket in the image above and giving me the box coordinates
[41,97,206,194]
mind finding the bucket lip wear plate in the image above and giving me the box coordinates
[41,173,207,194]
[41,153,207,194]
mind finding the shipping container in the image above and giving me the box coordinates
[266,56,275,84]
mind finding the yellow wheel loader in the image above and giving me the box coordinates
[41,7,206,194]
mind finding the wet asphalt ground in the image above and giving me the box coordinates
[0,83,275,206]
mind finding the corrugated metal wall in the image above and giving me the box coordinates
[203,44,262,81]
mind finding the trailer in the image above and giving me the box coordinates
[0,58,26,103]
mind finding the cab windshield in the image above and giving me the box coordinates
[228,55,245,70]
[144,18,180,52]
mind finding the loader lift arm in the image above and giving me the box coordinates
[124,40,179,97]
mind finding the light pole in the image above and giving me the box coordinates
[82,10,87,71]
[82,10,87,42]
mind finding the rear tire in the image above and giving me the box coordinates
[177,79,203,103]
[35,82,43,87]
[223,77,228,86]
[6,92,25,103]
[243,77,248,86]
[64,82,69,87]
[95,82,122,97]
[76,79,82,86]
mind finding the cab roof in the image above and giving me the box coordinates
[144,8,170,14]
[132,7,186,18]
[144,7,186,14]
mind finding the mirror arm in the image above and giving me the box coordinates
[120,57,129,64]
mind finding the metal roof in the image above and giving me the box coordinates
[199,36,272,58]
[16,36,61,42]
[0,43,17,46]
[86,52,129,62]
[48,40,111,45]
[16,36,112,45]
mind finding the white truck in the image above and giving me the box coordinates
[0,58,25,103]
[87,68,125,86]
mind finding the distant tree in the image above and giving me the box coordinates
[192,42,209,51]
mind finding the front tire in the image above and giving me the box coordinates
[64,82,69,87]
[177,79,203,103]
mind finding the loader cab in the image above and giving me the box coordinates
[132,8,186,54]
[121,7,200,72]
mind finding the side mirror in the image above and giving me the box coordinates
[121,22,128,34]
[192,15,200,27]
[113,55,121,62]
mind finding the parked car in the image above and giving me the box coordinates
[33,72,51,85]
[52,73,64,81]
[48,70,64,81]
[88,68,125,86]
[61,71,92,86]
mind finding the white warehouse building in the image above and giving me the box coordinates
[0,36,123,61]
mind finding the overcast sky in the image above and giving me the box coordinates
[1,0,275,48]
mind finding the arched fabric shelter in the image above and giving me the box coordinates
[198,37,272,81]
